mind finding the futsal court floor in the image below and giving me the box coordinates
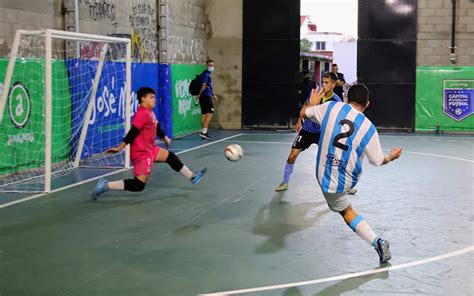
[0,131,473,295]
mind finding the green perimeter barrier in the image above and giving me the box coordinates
[0,59,71,175]
[416,66,473,132]
[171,64,205,136]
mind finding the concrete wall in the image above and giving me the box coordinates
[74,0,158,62]
[206,0,242,129]
[167,0,208,64]
[0,0,209,64]
[417,0,474,66]
[0,1,63,56]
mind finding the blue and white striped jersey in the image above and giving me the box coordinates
[301,93,342,134]
[305,101,385,193]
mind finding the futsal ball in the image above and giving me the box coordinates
[224,144,243,161]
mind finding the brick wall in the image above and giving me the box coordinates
[417,0,474,66]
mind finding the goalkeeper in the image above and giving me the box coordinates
[91,87,207,199]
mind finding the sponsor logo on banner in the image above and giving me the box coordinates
[88,76,139,126]
[175,78,200,119]
[8,82,31,128]
[5,81,35,146]
[443,80,473,121]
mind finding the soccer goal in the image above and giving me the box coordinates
[0,29,132,193]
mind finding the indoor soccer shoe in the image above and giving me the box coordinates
[191,168,208,184]
[200,132,212,140]
[275,182,289,192]
[374,238,392,263]
[91,178,109,200]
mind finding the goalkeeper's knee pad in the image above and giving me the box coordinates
[124,178,146,192]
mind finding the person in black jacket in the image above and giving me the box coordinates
[331,64,346,100]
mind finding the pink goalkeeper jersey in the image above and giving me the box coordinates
[130,106,157,159]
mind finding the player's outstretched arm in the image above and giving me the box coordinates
[382,147,403,165]
[106,142,127,154]
[107,125,140,154]
[156,123,171,147]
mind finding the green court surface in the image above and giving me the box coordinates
[0,131,473,295]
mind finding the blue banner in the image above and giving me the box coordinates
[443,80,473,122]
[66,59,171,159]
[158,64,173,138]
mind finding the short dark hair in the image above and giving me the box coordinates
[322,72,337,82]
[137,87,155,103]
[206,59,214,64]
[301,69,310,75]
[347,84,369,106]
[331,63,338,67]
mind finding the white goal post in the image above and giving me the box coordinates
[0,29,132,193]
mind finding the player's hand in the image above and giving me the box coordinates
[309,87,324,106]
[213,95,219,101]
[163,136,172,147]
[389,147,403,161]
[106,146,122,154]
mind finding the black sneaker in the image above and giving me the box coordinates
[374,238,392,263]
[200,132,212,140]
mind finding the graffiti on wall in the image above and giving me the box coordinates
[78,38,129,61]
[79,0,118,27]
[169,36,206,64]
[129,3,158,62]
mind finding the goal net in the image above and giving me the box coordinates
[0,29,131,193]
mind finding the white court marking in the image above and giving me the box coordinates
[197,136,474,295]
[198,246,474,296]
[224,138,474,163]
[0,133,244,209]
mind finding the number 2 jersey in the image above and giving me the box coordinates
[305,101,385,193]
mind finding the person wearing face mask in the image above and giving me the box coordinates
[197,59,218,139]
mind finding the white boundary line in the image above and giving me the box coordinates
[228,139,474,163]
[175,133,243,155]
[399,150,474,163]
[0,169,128,209]
[198,245,474,296]
[0,133,244,209]
[223,140,291,145]
[195,138,474,295]
[2,135,471,209]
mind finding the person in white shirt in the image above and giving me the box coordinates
[300,84,403,263]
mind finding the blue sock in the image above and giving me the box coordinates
[283,163,294,184]
[372,237,379,247]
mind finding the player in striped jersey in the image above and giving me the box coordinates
[276,72,350,192]
[301,84,403,263]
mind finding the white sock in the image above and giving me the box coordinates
[108,180,125,190]
[179,165,194,179]
[348,215,377,246]
[354,220,377,246]
[202,128,208,134]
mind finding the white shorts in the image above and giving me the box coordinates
[322,191,350,212]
